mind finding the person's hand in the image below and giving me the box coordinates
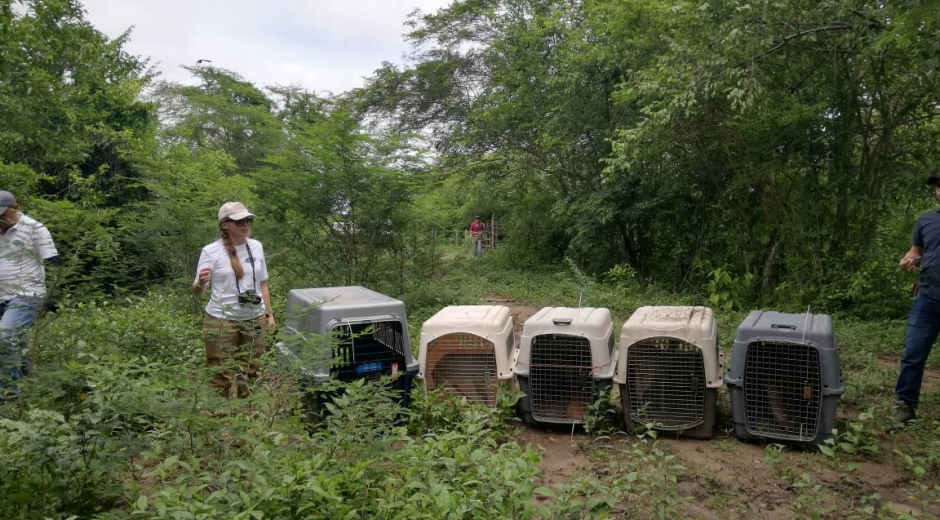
[196,267,211,287]
[266,313,276,329]
[900,256,920,273]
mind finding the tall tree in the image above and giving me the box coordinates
[364,0,940,315]
[362,0,639,273]
[0,0,155,205]
[154,66,282,174]
[0,0,158,294]
[606,0,940,310]
[256,89,422,288]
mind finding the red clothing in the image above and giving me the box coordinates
[470,221,486,233]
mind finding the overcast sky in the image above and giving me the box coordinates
[80,0,453,95]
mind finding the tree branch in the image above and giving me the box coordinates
[750,23,852,62]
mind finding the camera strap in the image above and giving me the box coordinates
[234,242,258,299]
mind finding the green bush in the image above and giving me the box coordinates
[0,409,128,519]
[128,378,544,520]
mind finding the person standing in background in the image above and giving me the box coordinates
[470,215,486,259]
[192,202,274,400]
[0,191,59,398]
[894,173,940,427]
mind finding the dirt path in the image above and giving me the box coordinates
[518,427,593,487]
[515,417,933,519]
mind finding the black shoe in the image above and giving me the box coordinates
[892,400,917,429]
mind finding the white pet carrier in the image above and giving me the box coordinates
[511,307,616,426]
[615,306,721,439]
[417,305,514,407]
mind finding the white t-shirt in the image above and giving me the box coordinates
[0,214,58,300]
[195,238,269,320]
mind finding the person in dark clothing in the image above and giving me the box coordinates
[894,173,940,426]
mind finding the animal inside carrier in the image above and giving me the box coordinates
[417,305,514,407]
[278,286,419,409]
[511,307,616,426]
[615,306,721,439]
[725,310,844,445]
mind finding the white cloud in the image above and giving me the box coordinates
[79,0,452,94]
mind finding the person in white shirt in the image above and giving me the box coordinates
[192,202,274,399]
[0,190,59,397]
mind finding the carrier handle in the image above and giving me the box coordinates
[552,318,573,325]
[771,324,797,330]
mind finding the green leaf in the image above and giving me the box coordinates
[533,486,556,497]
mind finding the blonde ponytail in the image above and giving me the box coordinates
[219,224,244,279]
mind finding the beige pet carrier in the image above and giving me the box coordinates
[417,305,515,407]
[615,306,721,439]
[511,307,616,426]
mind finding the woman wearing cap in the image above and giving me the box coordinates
[192,202,274,399]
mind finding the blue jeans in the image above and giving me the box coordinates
[0,296,42,393]
[472,237,484,258]
[896,293,940,406]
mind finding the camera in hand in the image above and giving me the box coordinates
[238,290,262,305]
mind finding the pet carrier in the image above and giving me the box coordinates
[417,305,514,407]
[615,306,721,439]
[511,307,616,426]
[278,286,419,410]
[725,310,844,445]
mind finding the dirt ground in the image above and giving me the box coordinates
[499,302,940,519]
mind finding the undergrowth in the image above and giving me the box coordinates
[2,267,940,519]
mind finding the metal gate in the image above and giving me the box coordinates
[743,341,821,441]
[626,337,706,430]
[530,334,593,422]
[425,333,498,406]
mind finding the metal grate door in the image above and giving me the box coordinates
[627,338,706,430]
[332,322,407,382]
[743,341,821,441]
[530,334,593,422]
[426,333,498,406]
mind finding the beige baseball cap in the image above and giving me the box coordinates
[218,201,256,221]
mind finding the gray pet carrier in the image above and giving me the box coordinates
[278,286,418,408]
[725,310,844,445]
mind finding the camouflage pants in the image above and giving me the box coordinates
[202,314,267,399]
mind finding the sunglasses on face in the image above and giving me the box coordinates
[226,218,254,227]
